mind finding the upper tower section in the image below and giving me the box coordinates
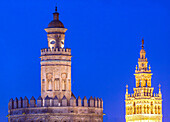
[41,6,71,100]
[135,39,151,74]
[45,6,67,49]
[134,39,152,88]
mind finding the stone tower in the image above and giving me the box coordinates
[41,7,71,100]
[8,6,103,122]
[125,39,163,122]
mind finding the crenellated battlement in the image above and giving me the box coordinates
[8,96,103,110]
[8,95,103,120]
[41,48,71,56]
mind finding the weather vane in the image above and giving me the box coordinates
[55,6,58,12]
[142,38,144,49]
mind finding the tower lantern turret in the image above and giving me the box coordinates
[45,6,67,49]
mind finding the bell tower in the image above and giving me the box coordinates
[40,6,71,100]
[135,38,152,88]
[125,39,162,122]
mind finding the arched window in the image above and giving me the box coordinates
[62,79,66,91]
[137,106,139,114]
[46,73,53,91]
[68,79,71,91]
[155,106,158,114]
[158,106,161,114]
[139,80,141,87]
[140,105,142,114]
[151,107,153,114]
[54,78,59,90]
[126,107,129,115]
[145,80,147,87]
[133,102,136,114]
[147,105,149,114]
[64,80,66,90]
[151,102,153,114]
[130,106,132,115]
[144,105,146,114]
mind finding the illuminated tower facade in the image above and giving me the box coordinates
[125,39,162,122]
[41,7,71,100]
[8,6,103,122]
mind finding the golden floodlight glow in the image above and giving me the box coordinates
[125,39,162,122]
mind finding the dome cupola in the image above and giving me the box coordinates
[47,6,64,28]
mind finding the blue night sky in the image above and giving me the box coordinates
[0,0,170,121]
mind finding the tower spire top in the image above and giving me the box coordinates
[159,84,161,94]
[142,38,144,49]
[55,6,58,12]
[126,85,128,94]
[53,5,59,20]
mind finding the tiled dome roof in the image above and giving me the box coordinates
[48,20,64,28]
